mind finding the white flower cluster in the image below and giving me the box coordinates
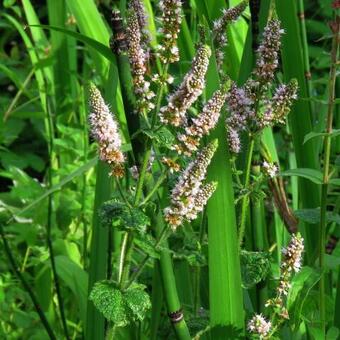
[224,20,297,154]
[262,161,278,178]
[175,82,229,155]
[126,9,155,113]
[260,80,298,128]
[160,45,211,126]
[265,233,304,319]
[88,84,125,177]
[164,140,218,229]
[213,1,248,70]
[247,314,272,338]
[129,0,150,47]
[255,19,284,84]
[157,0,182,63]
[225,82,254,153]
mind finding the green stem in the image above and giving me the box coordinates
[319,20,339,334]
[238,136,255,248]
[139,171,167,207]
[124,226,169,290]
[154,217,191,340]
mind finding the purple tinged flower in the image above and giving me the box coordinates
[88,84,125,177]
[254,19,284,84]
[160,45,211,126]
[175,82,229,155]
[260,79,298,127]
[247,314,272,338]
[126,8,155,113]
[164,140,218,229]
[129,0,150,46]
[213,1,248,70]
[158,0,182,63]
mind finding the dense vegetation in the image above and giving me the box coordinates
[0,0,339,339]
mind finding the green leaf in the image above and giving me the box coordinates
[100,200,150,233]
[142,126,175,149]
[240,251,271,289]
[134,234,160,259]
[124,283,152,322]
[89,281,151,326]
[303,129,340,144]
[326,327,340,340]
[54,255,88,324]
[280,168,324,185]
[30,24,115,64]
[288,266,323,330]
[89,281,127,326]
[294,208,340,225]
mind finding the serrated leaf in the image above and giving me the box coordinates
[89,281,128,326]
[240,251,271,288]
[100,200,150,233]
[89,281,151,326]
[124,283,151,321]
[280,168,323,185]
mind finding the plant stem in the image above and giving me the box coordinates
[319,18,339,334]
[124,226,169,289]
[139,171,167,207]
[238,136,255,248]
[154,215,190,340]
[0,223,57,340]
[46,98,70,340]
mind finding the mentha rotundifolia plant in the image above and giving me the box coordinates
[86,0,302,337]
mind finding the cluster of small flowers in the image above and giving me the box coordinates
[129,0,150,48]
[248,235,303,337]
[174,83,229,156]
[161,157,181,173]
[262,161,278,178]
[225,82,254,153]
[164,140,218,229]
[160,45,211,126]
[254,19,284,85]
[126,9,155,113]
[259,80,298,128]
[247,314,272,339]
[157,0,182,63]
[213,1,248,70]
[225,19,298,154]
[265,233,304,317]
[88,84,125,177]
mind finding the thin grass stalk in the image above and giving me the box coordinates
[45,98,70,340]
[238,137,255,248]
[297,0,313,116]
[319,18,340,335]
[276,0,321,264]
[0,223,57,340]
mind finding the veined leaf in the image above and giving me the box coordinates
[280,168,323,185]
[303,129,340,144]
